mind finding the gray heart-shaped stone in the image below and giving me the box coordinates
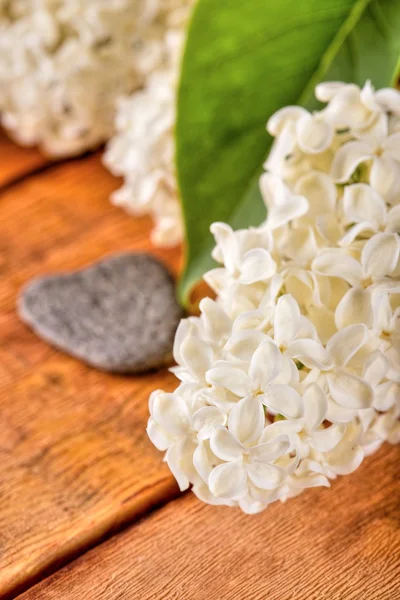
[18,253,183,374]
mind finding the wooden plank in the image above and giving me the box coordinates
[18,443,400,600]
[0,155,180,598]
[0,131,48,189]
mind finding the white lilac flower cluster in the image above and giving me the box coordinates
[103,0,194,247]
[147,81,400,514]
[0,0,181,157]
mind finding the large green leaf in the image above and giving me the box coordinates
[176,0,400,306]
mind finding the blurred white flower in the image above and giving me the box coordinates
[104,0,194,246]
[0,0,188,157]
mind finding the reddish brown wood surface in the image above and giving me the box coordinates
[18,443,400,600]
[0,131,48,188]
[0,150,181,598]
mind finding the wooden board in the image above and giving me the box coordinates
[18,443,400,600]
[0,131,48,188]
[0,154,181,598]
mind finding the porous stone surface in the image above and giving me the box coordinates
[18,253,183,374]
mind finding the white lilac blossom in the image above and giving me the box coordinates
[147,81,400,513]
[0,0,182,157]
[103,0,194,247]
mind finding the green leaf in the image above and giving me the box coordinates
[176,0,400,306]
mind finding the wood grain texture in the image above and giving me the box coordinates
[0,154,181,598]
[0,131,48,188]
[18,443,400,600]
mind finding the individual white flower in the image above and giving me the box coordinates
[147,387,226,490]
[207,335,302,419]
[340,184,400,246]
[313,233,400,330]
[263,383,344,460]
[315,324,374,421]
[208,398,291,500]
[331,132,400,204]
[206,222,276,287]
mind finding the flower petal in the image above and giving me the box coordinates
[342,183,386,229]
[238,495,267,514]
[239,248,276,284]
[361,232,400,280]
[334,287,373,329]
[296,113,333,154]
[331,140,372,183]
[273,355,299,385]
[199,298,232,342]
[247,462,286,490]
[260,173,308,230]
[153,392,190,436]
[370,154,400,204]
[327,371,373,409]
[326,397,358,424]
[326,323,368,367]
[210,427,243,461]
[146,417,171,451]
[203,267,230,295]
[329,445,364,475]
[371,289,392,332]
[193,441,216,481]
[173,319,192,364]
[316,214,342,244]
[274,294,301,347]
[326,425,364,475]
[295,171,337,217]
[386,205,400,233]
[225,329,268,363]
[267,106,308,136]
[363,350,389,387]
[249,339,283,389]
[302,383,328,430]
[210,222,239,272]
[315,81,347,102]
[208,461,248,499]
[192,482,233,506]
[339,221,376,247]
[180,335,214,380]
[262,384,303,419]
[250,437,290,463]
[375,89,400,116]
[206,364,251,397]
[165,444,190,491]
[228,396,265,446]
[310,424,344,452]
[264,122,296,175]
[192,406,226,440]
[373,381,399,411]
[286,339,332,370]
[312,249,362,287]
[382,131,400,162]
